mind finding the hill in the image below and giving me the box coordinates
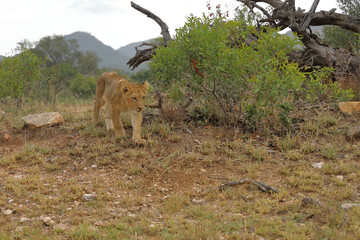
[65,31,149,73]
[116,39,153,59]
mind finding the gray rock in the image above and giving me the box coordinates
[346,126,360,142]
[23,112,64,130]
[82,193,95,201]
[340,203,360,210]
[2,209,13,215]
[19,217,30,222]
[312,162,325,169]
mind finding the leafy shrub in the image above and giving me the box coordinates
[0,50,55,105]
[152,13,354,131]
[152,15,305,130]
[69,73,96,98]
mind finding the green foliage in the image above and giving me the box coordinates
[152,14,305,130]
[32,35,100,93]
[323,0,360,53]
[152,12,353,131]
[303,67,354,102]
[0,50,55,104]
[69,73,96,98]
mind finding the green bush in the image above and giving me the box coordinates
[0,50,55,105]
[152,15,305,130]
[152,14,353,131]
[69,73,96,98]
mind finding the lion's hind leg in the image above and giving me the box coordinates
[93,97,105,125]
[105,104,114,131]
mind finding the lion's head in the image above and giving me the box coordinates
[121,81,149,112]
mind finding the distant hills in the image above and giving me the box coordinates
[64,31,151,73]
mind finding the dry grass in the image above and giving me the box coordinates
[0,100,359,239]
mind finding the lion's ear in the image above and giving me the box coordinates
[142,81,149,91]
[123,86,129,94]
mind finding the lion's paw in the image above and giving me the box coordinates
[132,137,147,146]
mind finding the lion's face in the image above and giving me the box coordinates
[123,81,149,112]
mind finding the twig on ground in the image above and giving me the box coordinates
[219,179,279,193]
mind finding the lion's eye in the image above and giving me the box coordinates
[132,97,137,101]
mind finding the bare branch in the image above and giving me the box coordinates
[130,2,171,46]
[299,0,320,31]
[127,2,173,70]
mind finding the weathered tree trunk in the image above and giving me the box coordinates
[236,0,360,74]
[127,0,360,78]
[127,2,172,70]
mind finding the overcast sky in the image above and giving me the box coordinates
[0,0,338,56]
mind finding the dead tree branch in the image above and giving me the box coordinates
[237,0,360,72]
[219,179,279,193]
[127,2,172,70]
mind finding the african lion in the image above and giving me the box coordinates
[93,71,148,144]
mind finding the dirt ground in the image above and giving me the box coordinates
[0,102,359,239]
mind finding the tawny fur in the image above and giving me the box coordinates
[93,71,148,144]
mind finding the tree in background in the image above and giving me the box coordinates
[323,0,360,53]
[0,50,55,106]
[31,35,101,96]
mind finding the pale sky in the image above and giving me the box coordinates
[0,0,338,56]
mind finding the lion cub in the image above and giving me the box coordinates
[93,72,148,144]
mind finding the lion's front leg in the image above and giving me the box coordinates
[131,111,146,145]
[110,105,126,138]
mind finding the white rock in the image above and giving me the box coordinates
[3,209,13,215]
[91,164,97,168]
[341,203,360,210]
[312,162,325,169]
[82,193,95,201]
[23,112,64,130]
[19,217,30,222]
[336,175,344,180]
[192,198,205,204]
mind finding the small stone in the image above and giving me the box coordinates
[127,213,136,218]
[340,203,360,210]
[19,217,30,222]
[194,139,201,144]
[3,209,13,215]
[149,224,155,228]
[336,175,344,180]
[312,162,324,169]
[40,216,55,226]
[186,129,193,134]
[192,198,205,204]
[82,193,95,201]
[91,164,97,168]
